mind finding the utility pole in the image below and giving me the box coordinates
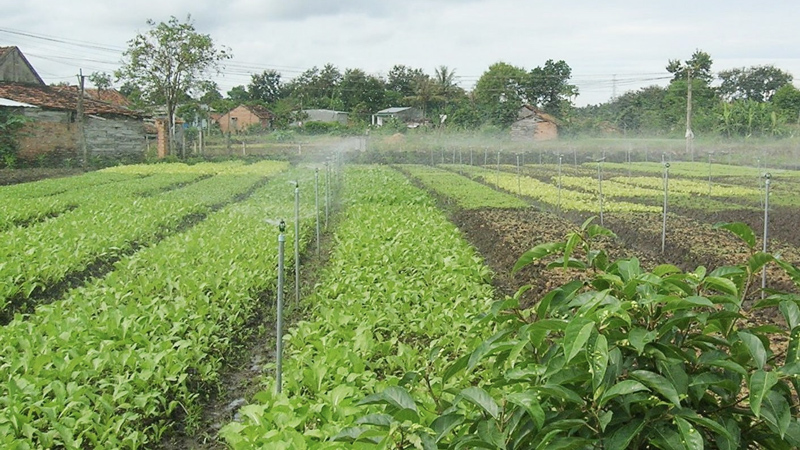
[77,69,87,168]
[685,67,694,162]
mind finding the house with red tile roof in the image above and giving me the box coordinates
[216,104,275,133]
[0,47,148,163]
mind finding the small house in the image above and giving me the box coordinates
[299,109,348,125]
[371,107,423,127]
[217,104,274,133]
[511,105,558,141]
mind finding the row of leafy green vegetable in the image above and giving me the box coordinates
[0,161,251,231]
[398,164,529,209]
[220,165,499,448]
[443,164,660,214]
[0,161,288,320]
[0,166,319,448]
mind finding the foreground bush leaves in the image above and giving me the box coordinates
[357,220,800,449]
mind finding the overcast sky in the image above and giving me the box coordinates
[3,0,799,106]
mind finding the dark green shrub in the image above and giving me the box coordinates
[347,220,800,449]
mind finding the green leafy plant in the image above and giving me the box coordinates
[0,109,30,168]
[358,219,800,448]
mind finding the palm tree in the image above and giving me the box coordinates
[434,65,458,99]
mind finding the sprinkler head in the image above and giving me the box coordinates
[665,163,671,169]
[764,173,772,180]
[279,220,286,232]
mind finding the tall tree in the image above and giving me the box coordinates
[718,65,793,102]
[405,75,443,119]
[286,64,342,109]
[525,59,578,118]
[249,69,284,105]
[666,50,714,83]
[117,15,231,155]
[226,85,250,102]
[473,62,527,127]
[89,72,113,91]
[386,65,425,100]
[338,68,386,117]
[773,84,800,123]
[198,80,222,104]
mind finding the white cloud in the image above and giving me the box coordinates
[2,0,799,105]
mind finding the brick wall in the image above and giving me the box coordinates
[218,106,267,134]
[16,109,78,161]
[16,108,146,163]
[510,117,558,141]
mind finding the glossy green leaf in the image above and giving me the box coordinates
[703,276,738,296]
[786,327,800,366]
[748,252,774,276]
[598,380,649,407]
[761,390,791,438]
[459,387,500,419]
[562,318,594,364]
[628,327,656,355]
[430,413,464,442]
[675,416,704,450]
[588,333,608,396]
[506,391,545,430]
[512,242,565,275]
[780,301,800,331]
[604,418,645,450]
[738,331,767,370]
[749,370,779,417]
[713,222,756,249]
[631,370,681,407]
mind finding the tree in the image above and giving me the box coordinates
[473,62,527,127]
[718,65,793,102]
[404,75,442,119]
[666,50,714,83]
[226,85,250,102]
[249,70,284,105]
[386,65,425,100]
[286,64,342,109]
[773,83,800,123]
[434,65,458,95]
[89,72,113,91]
[117,15,231,155]
[338,68,386,119]
[525,59,578,118]
[198,80,223,105]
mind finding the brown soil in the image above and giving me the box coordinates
[0,168,86,185]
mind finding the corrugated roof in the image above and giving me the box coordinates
[0,82,142,117]
[375,107,412,114]
[0,97,37,107]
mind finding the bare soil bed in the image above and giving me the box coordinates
[0,167,86,185]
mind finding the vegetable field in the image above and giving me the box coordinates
[4,157,800,449]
